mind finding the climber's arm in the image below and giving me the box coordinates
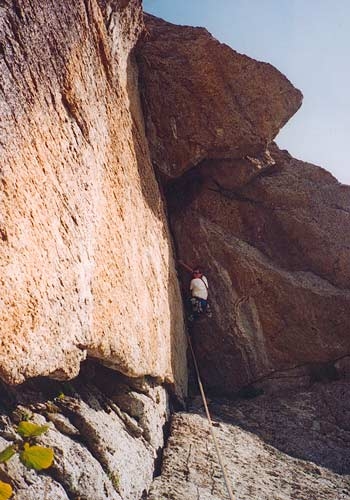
[177,260,194,273]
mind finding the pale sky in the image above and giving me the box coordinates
[143,0,350,184]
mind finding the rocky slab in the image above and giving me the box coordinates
[148,381,350,500]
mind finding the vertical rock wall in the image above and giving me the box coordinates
[0,0,186,395]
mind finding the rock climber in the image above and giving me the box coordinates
[178,260,212,321]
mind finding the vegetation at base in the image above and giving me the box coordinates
[108,470,120,491]
[0,420,55,497]
[17,421,50,439]
[0,480,13,500]
[0,446,16,464]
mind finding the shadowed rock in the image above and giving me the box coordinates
[137,13,350,395]
[171,145,350,394]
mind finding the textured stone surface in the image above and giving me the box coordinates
[171,145,350,394]
[137,11,350,396]
[0,363,169,499]
[111,384,169,449]
[148,381,350,500]
[137,15,302,179]
[0,434,70,500]
[0,0,186,394]
[2,3,350,499]
[15,478,70,500]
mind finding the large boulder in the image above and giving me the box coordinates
[0,0,186,395]
[137,14,302,179]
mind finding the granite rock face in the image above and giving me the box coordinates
[2,2,350,499]
[137,15,302,179]
[148,381,350,500]
[0,0,186,394]
[138,14,350,395]
[170,145,350,394]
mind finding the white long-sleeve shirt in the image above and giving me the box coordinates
[190,276,208,300]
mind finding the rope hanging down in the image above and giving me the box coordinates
[187,333,236,500]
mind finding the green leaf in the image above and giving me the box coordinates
[0,445,16,463]
[0,481,12,500]
[17,421,49,438]
[20,443,54,471]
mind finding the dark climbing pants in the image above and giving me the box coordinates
[189,296,208,320]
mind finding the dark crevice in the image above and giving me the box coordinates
[81,0,91,24]
[44,469,76,500]
[11,0,24,22]
[0,227,8,242]
[165,167,206,213]
[153,413,171,479]
[163,155,280,219]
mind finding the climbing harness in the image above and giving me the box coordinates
[187,332,236,500]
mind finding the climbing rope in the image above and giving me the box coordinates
[187,332,236,500]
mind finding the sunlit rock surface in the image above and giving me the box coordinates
[148,381,350,500]
[0,0,186,395]
[138,14,302,179]
[0,362,169,500]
